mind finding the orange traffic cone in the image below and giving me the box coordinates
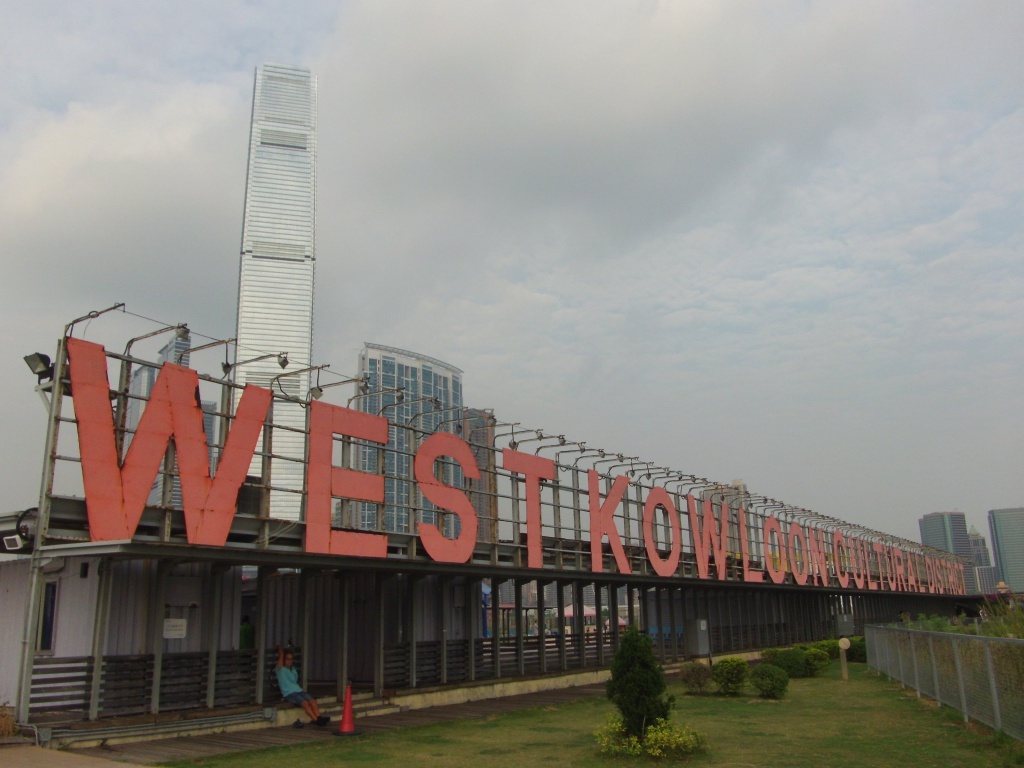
[334,684,359,736]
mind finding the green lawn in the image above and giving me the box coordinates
[160,663,1024,767]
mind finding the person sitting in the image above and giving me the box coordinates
[276,645,329,728]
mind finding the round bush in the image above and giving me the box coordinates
[750,663,789,699]
[847,636,867,663]
[811,639,840,659]
[771,647,810,678]
[711,657,749,696]
[804,648,830,676]
[678,661,713,694]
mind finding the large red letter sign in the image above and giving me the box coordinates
[589,472,631,574]
[305,400,388,557]
[643,487,680,577]
[415,433,480,563]
[502,449,555,569]
[687,496,728,580]
[69,338,270,544]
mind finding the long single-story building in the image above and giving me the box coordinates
[1,320,969,738]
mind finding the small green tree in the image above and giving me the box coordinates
[606,626,674,740]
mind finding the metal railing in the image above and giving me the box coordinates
[867,625,1024,741]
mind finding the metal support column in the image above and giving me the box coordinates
[88,558,114,720]
[491,578,501,679]
[374,575,384,698]
[255,566,269,705]
[440,577,450,685]
[557,581,567,671]
[298,569,313,692]
[205,564,227,709]
[609,584,620,653]
[406,576,419,688]
[514,580,525,676]
[336,572,350,700]
[466,578,477,682]
[668,587,678,661]
[594,583,604,666]
[655,587,665,661]
[149,560,171,714]
[537,581,547,674]
[574,581,585,667]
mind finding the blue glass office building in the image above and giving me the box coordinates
[355,343,464,533]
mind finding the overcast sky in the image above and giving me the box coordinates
[1,1,1021,543]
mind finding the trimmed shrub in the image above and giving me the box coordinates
[642,718,708,758]
[712,657,749,696]
[847,636,867,663]
[595,715,706,758]
[804,648,830,676]
[606,626,673,740]
[811,639,840,659]
[750,663,789,699]
[771,647,810,678]
[678,661,713,694]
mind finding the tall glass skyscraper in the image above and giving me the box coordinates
[919,511,977,594]
[969,526,999,595]
[354,343,464,534]
[988,508,1024,593]
[234,63,317,520]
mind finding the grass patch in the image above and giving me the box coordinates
[158,663,1024,768]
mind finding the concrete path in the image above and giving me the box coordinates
[0,745,149,767]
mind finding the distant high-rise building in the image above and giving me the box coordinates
[354,343,464,534]
[462,408,496,542]
[919,512,977,594]
[234,63,317,520]
[988,508,1024,593]
[969,526,999,595]
[126,334,216,507]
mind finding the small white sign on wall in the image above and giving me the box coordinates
[163,618,188,640]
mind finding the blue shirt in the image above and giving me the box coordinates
[276,665,302,697]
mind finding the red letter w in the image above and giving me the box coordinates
[68,338,271,545]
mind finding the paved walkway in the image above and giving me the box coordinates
[51,683,607,765]
[0,745,149,767]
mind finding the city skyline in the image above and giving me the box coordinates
[1,3,1022,543]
